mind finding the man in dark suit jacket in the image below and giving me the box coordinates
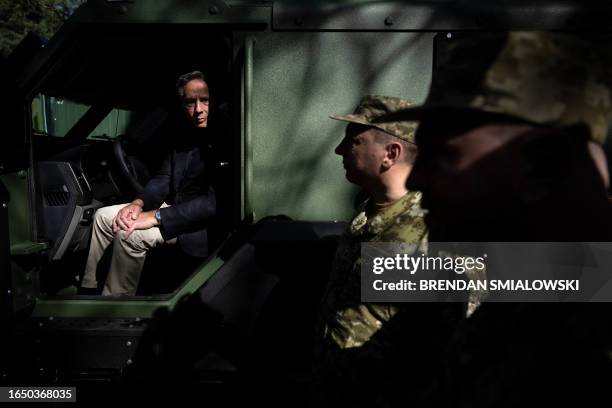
[80,71,216,296]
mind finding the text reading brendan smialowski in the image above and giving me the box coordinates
[361,242,612,302]
[371,253,578,292]
[362,250,586,303]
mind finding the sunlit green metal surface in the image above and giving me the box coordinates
[250,31,435,222]
[243,36,255,220]
[31,256,224,318]
[33,95,133,139]
[72,0,269,25]
[10,241,48,256]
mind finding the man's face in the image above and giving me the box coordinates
[334,124,388,187]
[407,119,533,240]
[182,79,210,128]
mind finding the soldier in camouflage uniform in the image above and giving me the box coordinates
[312,95,462,407]
[375,32,612,407]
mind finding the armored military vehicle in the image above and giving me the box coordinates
[1,0,610,404]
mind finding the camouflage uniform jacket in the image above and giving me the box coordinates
[311,191,469,407]
[319,190,426,350]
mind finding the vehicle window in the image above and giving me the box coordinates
[31,94,133,139]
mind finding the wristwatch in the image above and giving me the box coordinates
[154,209,162,226]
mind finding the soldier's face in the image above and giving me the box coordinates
[335,124,388,188]
[408,120,534,240]
[182,79,210,128]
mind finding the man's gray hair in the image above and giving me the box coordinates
[176,71,207,97]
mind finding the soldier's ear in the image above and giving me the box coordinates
[384,142,402,166]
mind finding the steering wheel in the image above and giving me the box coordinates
[112,139,145,193]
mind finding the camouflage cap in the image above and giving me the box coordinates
[375,32,612,144]
[330,95,418,143]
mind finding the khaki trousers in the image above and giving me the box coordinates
[81,203,175,296]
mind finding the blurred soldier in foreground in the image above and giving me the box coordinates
[312,95,461,407]
[376,32,612,406]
